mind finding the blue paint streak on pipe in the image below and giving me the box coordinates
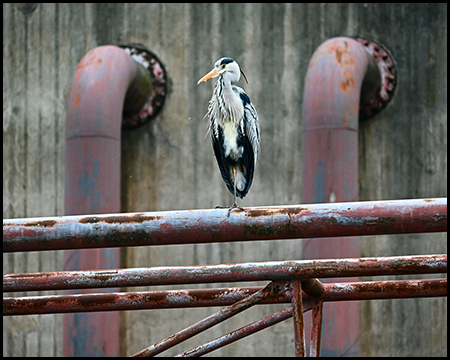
[79,159,100,198]
[313,161,325,203]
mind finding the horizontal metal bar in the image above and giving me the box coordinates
[3,286,288,316]
[3,198,446,252]
[4,279,446,316]
[3,254,446,292]
[323,277,448,301]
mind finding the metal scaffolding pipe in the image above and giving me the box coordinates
[65,45,151,217]
[3,198,446,253]
[3,254,446,292]
[63,44,157,357]
[301,36,398,356]
[4,279,446,316]
[174,306,297,357]
[131,282,285,357]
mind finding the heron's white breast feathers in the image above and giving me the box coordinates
[222,122,243,160]
[207,77,260,165]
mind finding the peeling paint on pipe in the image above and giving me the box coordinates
[3,254,446,292]
[301,37,398,356]
[64,45,152,357]
[302,37,380,206]
[65,45,151,216]
[3,198,446,252]
[131,282,287,357]
[4,278,446,316]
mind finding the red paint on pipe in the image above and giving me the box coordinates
[291,280,306,356]
[64,46,145,357]
[65,45,139,215]
[175,306,299,357]
[310,300,324,357]
[132,281,287,357]
[4,254,446,292]
[4,278,446,316]
[3,198,446,252]
[302,37,383,356]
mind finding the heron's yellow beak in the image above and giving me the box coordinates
[197,68,224,84]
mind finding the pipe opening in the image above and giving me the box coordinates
[355,37,398,120]
[120,44,167,129]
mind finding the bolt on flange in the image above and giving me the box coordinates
[355,37,398,120]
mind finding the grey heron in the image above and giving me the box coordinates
[198,57,260,214]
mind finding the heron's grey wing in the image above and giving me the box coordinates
[237,89,260,163]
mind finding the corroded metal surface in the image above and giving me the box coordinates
[355,36,398,120]
[3,254,446,292]
[291,280,306,356]
[131,281,288,357]
[175,306,298,357]
[309,299,324,357]
[3,198,447,252]
[4,279,446,316]
[2,198,447,356]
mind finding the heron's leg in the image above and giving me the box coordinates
[227,167,244,216]
[231,166,239,207]
[215,167,244,216]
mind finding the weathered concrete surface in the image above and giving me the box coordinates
[3,3,447,356]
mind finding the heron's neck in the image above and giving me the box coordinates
[214,75,243,123]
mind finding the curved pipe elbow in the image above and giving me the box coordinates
[301,37,386,204]
[302,37,380,133]
[65,46,150,215]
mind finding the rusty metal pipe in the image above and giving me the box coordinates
[309,299,324,357]
[175,306,301,357]
[3,254,446,292]
[4,279,446,316]
[3,198,446,253]
[65,45,151,216]
[64,45,152,271]
[301,36,398,356]
[64,45,152,357]
[301,36,374,357]
[131,281,287,357]
[302,37,381,206]
[291,280,306,356]
[3,286,290,316]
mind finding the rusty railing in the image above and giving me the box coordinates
[3,198,447,356]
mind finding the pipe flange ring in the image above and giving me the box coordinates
[355,37,398,120]
[120,44,167,129]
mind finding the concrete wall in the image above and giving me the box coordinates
[3,3,447,356]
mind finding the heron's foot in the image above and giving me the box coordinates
[215,203,244,217]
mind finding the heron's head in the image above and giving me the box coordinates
[197,57,248,85]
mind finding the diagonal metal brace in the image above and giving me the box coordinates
[131,281,289,357]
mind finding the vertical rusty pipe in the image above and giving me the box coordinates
[291,280,306,357]
[302,37,380,205]
[65,45,150,216]
[309,300,324,357]
[64,45,151,356]
[301,37,383,356]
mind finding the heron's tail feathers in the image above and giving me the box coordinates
[234,167,246,193]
